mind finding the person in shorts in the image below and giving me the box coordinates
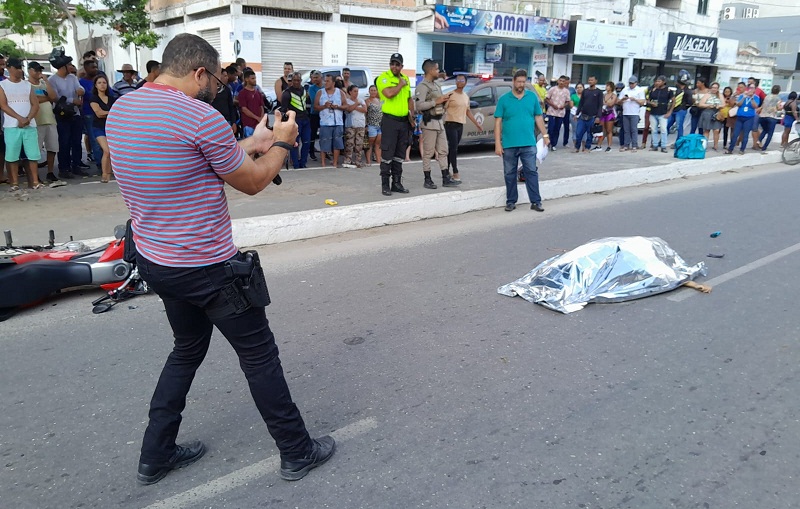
[0,57,43,191]
[28,61,62,184]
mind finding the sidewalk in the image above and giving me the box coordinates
[0,143,782,247]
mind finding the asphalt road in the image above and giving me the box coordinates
[2,163,799,509]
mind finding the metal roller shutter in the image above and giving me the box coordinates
[261,29,323,87]
[346,35,399,77]
[199,28,221,56]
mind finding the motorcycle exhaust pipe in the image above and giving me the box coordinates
[4,230,11,248]
[49,230,55,248]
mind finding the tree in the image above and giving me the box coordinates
[0,38,27,58]
[0,0,160,60]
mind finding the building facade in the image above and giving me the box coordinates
[720,10,800,90]
[148,0,426,87]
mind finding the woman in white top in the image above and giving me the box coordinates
[698,82,724,150]
[343,85,367,168]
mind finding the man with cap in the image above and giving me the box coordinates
[647,75,674,152]
[0,57,43,191]
[617,75,646,152]
[376,53,414,196]
[614,81,625,147]
[113,64,139,96]
[28,61,62,184]
[48,52,85,179]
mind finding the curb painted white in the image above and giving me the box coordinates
[82,152,780,249]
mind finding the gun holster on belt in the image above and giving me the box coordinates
[221,251,271,314]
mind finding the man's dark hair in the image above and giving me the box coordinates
[696,76,707,86]
[342,67,350,72]
[84,60,97,68]
[284,62,293,67]
[291,72,302,80]
[422,59,437,73]
[83,50,96,59]
[160,33,219,77]
[559,75,568,81]
[225,65,238,75]
[513,69,528,80]
[243,69,255,79]
[235,57,246,66]
[146,60,160,73]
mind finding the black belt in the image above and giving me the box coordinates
[384,113,409,121]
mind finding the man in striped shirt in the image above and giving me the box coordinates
[107,33,335,486]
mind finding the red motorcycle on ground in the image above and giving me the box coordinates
[0,223,148,321]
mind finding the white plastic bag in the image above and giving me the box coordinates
[536,137,548,163]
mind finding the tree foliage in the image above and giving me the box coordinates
[77,0,161,50]
[0,0,161,51]
[0,38,27,58]
[0,0,68,43]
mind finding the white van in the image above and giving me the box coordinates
[299,66,373,100]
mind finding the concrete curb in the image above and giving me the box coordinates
[83,152,780,248]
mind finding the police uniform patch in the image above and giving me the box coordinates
[382,78,388,83]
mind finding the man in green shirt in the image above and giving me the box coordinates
[494,69,548,212]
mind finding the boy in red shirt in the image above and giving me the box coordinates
[238,70,263,137]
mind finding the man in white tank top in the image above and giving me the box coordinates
[0,57,43,191]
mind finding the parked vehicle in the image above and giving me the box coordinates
[298,66,373,100]
[438,74,535,147]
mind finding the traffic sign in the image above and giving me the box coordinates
[95,48,107,59]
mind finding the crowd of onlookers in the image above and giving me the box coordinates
[0,50,161,192]
[534,72,798,156]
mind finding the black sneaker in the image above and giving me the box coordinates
[504,203,516,212]
[137,440,207,485]
[45,172,58,183]
[280,436,336,481]
[77,162,91,169]
[72,168,90,177]
[531,202,545,212]
[59,171,75,180]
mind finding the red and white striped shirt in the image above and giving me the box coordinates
[107,82,246,267]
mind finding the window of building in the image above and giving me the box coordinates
[697,0,709,15]
[655,0,681,9]
[767,41,790,54]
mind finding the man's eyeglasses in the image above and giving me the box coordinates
[194,68,227,93]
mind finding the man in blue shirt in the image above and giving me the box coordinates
[79,60,102,168]
[494,69,548,212]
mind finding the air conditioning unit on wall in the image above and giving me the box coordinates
[722,6,735,20]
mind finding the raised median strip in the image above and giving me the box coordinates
[82,151,779,248]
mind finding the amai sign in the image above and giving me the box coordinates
[666,32,717,64]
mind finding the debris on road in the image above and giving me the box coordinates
[325,199,338,206]
[707,253,725,258]
[710,231,722,238]
[498,236,707,313]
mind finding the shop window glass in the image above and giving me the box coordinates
[470,87,494,107]
[493,46,532,77]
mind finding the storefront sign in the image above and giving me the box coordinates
[666,32,717,64]
[475,63,494,75]
[532,47,548,78]
[485,43,503,62]
[433,5,569,44]
[573,21,643,58]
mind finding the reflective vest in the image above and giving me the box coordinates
[376,69,411,116]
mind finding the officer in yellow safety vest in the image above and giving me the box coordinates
[376,53,414,196]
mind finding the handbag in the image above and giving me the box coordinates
[728,106,739,118]
[53,96,77,119]
[689,106,700,116]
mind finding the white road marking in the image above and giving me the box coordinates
[142,417,378,509]
[668,241,800,302]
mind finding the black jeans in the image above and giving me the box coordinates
[379,114,409,178]
[136,253,312,464]
[309,112,320,156]
[444,121,463,173]
[56,116,83,171]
